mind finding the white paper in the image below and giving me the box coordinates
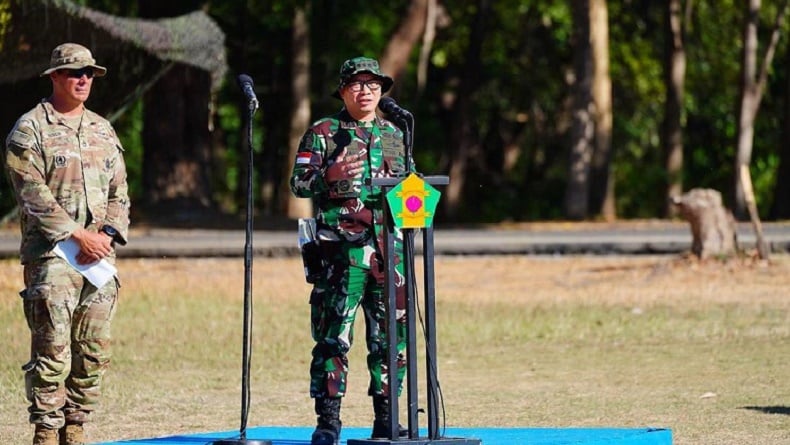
[52,238,117,288]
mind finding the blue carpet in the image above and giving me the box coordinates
[93,426,672,445]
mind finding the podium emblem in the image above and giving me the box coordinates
[386,173,441,228]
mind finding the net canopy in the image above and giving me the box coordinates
[0,0,227,120]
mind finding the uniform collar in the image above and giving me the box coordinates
[40,99,88,128]
[338,108,385,129]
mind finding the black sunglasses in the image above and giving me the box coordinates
[65,67,95,79]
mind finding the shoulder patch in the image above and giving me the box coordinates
[8,128,34,149]
[300,132,316,149]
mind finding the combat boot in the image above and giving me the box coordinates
[311,397,342,445]
[32,425,58,445]
[59,423,84,445]
[371,395,408,439]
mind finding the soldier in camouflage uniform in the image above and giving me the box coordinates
[290,57,412,445]
[4,43,130,445]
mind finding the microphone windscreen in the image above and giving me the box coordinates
[379,97,397,113]
[237,74,254,87]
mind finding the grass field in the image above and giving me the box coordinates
[1,254,788,445]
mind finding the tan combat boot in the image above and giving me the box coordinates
[59,423,84,445]
[32,425,58,445]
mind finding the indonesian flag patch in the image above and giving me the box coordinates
[296,152,312,164]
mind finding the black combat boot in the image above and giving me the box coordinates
[371,395,408,439]
[311,397,342,445]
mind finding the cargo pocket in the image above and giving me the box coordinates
[21,358,37,402]
[20,283,54,332]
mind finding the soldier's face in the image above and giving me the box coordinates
[52,68,94,104]
[340,74,381,122]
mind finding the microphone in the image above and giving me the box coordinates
[237,74,259,109]
[379,97,412,120]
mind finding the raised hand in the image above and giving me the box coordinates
[326,148,367,182]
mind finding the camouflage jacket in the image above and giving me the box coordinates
[290,109,411,268]
[4,100,130,264]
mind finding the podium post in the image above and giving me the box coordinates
[348,175,481,445]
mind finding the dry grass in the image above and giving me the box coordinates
[1,254,788,445]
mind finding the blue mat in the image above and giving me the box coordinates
[94,426,672,445]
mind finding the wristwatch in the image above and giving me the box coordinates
[101,225,118,239]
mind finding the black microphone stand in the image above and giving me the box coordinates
[401,113,414,174]
[211,92,271,445]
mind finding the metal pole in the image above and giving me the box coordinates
[211,82,271,445]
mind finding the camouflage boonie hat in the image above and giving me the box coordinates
[333,56,393,99]
[40,43,107,77]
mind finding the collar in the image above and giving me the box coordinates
[338,108,385,129]
[40,99,87,128]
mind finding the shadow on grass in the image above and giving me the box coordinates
[740,406,790,415]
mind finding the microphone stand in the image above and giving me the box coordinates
[211,97,271,445]
[401,113,414,175]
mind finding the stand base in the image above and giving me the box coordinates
[209,440,272,445]
[348,438,481,445]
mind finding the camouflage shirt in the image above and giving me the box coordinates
[290,109,410,267]
[4,99,130,264]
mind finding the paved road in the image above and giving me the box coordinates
[1,221,789,258]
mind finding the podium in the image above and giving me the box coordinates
[348,174,481,445]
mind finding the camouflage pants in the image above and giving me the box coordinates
[21,257,118,429]
[309,262,406,399]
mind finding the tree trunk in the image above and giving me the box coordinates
[284,3,313,219]
[138,0,217,222]
[734,0,789,218]
[771,38,790,218]
[739,165,770,259]
[380,0,428,89]
[417,0,439,95]
[442,0,488,220]
[670,188,737,260]
[733,0,762,220]
[662,0,687,218]
[588,0,615,221]
[142,64,215,217]
[565,0,594,220]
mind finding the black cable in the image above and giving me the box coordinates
[406,230,448,439]
[398,112,448,438]
[409,238,444,437]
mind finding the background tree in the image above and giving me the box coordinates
[140,62,215,221]
[565,0,594,220]
[439,0,490,219]
[771,39,790,218]
[661,0,688,217]
[733,0,789,219]
[588,0,614,221]
[379,0,429,89]
[284,1,312,220]
[3,0,789,225]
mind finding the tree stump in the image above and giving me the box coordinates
[670,188,737,259]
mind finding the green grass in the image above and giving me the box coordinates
[1,255,788,445]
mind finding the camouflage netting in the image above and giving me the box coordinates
[0,0,227,122]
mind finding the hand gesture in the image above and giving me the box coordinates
[326,148,366,183]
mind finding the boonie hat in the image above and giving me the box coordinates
[40,43,107,77]
[333,56,393,99]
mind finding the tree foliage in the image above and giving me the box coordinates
[2,0,788,222]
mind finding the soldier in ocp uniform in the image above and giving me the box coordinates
[290,57,413,445]
[4,43,130,445]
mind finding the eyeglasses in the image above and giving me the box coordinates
[65,68,95,79]
[344,79,383,93]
